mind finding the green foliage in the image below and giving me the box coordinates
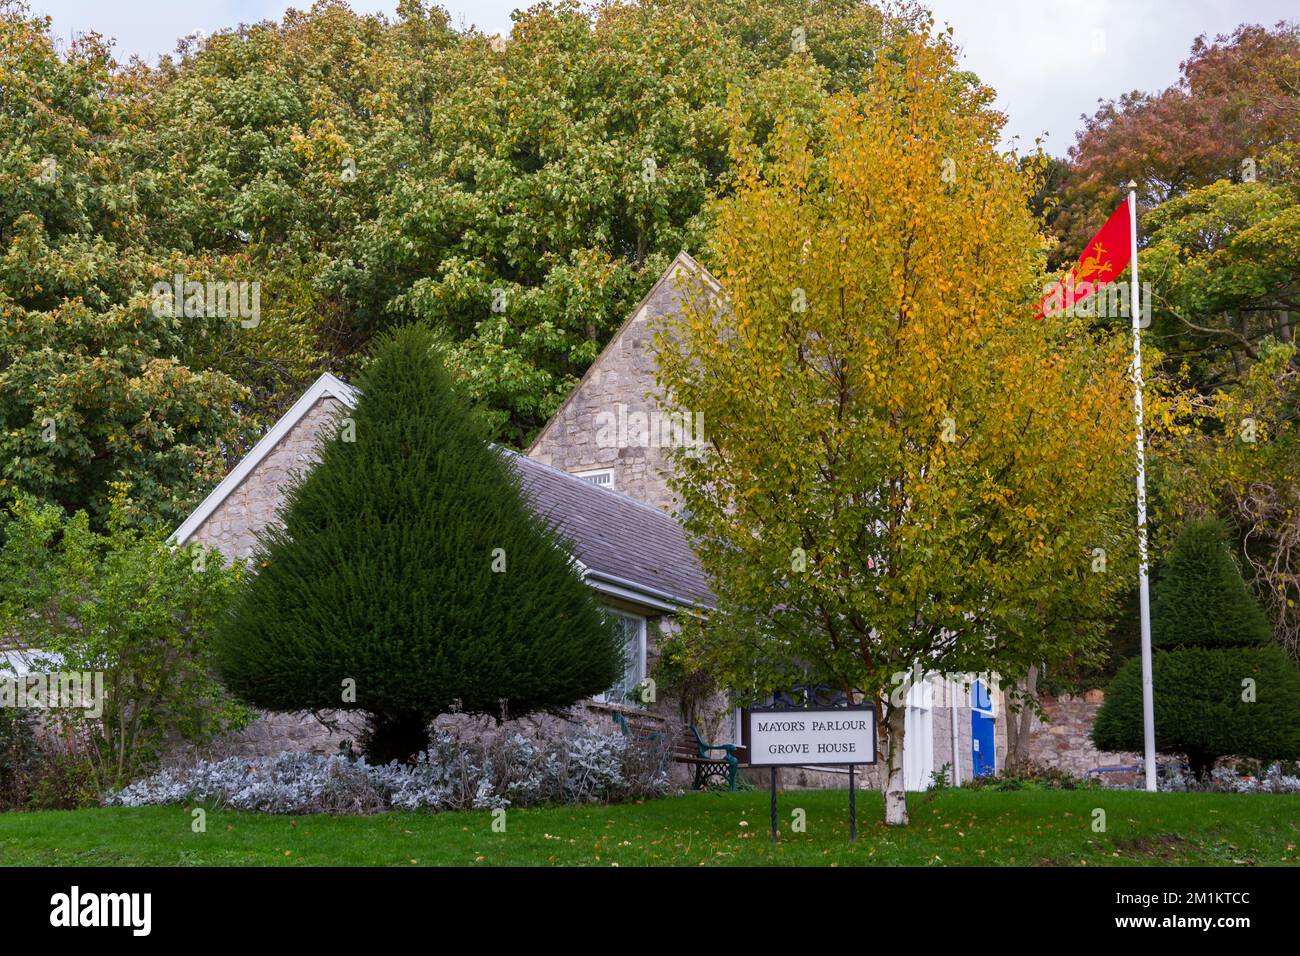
[926,765,953,793]
[655,32,1135,738]
[0,0,902,533]
[24,747,101,811]
[1093,519,1300,776]
[1161,340,1300,657]
[0,713,100,810]
[0,707,41,810]
[654,31,1140,825]
[114,0,893,443]
[0,491,248,791]
[1052,22,1300,264]
[1150,519,1272,649]
[0,5,251,532]
[1092,645,1300,778]
[965,764,1100,792]
[213,326,623,763]
[1051,23,1300,654]
[649,628,717,724]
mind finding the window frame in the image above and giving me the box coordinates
[594,608,647,707]
[572,467,616,490]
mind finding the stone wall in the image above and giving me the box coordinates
[1027,690,1139,777]
[166,710,368,764]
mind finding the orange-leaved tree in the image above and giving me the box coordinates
[656,32,1138,825]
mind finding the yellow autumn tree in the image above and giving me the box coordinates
[656,33,1138,825]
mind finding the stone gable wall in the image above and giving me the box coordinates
[179,393,363,763]
[527,259,714,513]
[189,396,345,561]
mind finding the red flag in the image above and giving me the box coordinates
[1036,201,1132,320]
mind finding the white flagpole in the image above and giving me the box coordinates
[1128,180,1157,793]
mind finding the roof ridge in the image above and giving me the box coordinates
[170,372,356,545]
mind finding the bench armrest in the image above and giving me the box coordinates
[699,742,741,755]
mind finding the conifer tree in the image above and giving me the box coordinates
[1093,520,1300,779]
[214,326,623,763]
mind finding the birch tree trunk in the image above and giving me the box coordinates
[883,700,909,826]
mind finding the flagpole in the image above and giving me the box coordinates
[1127,180,1157,793]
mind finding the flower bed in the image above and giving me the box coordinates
[105,726,670,814]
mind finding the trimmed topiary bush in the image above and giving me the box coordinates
[213,326,623,763]
[1093,643,1300,779]
[1093,519,1300,778]
[1149,519,1273,650]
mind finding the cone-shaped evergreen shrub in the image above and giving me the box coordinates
[214,326,623,763]
[1150,520,1273,649]
[1093,519,1300,778]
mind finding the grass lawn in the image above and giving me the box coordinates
[1,788,1296,866]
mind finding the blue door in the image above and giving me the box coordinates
[971,679,996,777]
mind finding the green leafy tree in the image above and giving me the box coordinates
[0,4,249,533]
[119,0,899,442]
[0,0,910,534]
[1093,519,1300,779]
[1147,160,1300,655]
[0,491,248,791]
[213,326,623,764]
[1050,24,1300,656]
[656,33,1138,825]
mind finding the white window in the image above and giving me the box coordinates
[595,610,646,706]
[573,468,615,489]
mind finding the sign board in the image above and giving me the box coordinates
[746,707,876,767]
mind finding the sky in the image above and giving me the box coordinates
[25,0,1298,156]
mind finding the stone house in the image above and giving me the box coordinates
[169,251,1128,785]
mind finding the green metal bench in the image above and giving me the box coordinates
[611,713,741,791]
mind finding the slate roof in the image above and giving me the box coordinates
[507,450,714,610]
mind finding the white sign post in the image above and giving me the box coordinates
[747,707,877,843]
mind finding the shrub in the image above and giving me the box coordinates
[1093,519,1300,778]
[0,708,41,810]
[25,747,100,811]
[0,712,102,811]
[1092,643,1300,778]
[1150,519,1273,649]
[214,326,623,764]
[105,725,670,815]
[0,491,250,792]
[966,763,1099,792]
